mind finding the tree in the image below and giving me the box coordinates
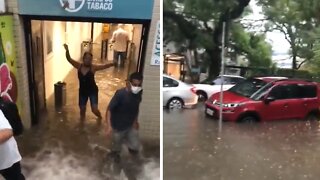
[230,22,272,67]
[164,0,251,78]
[164,0,274,80]
[258,0,320,70]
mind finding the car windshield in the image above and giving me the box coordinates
[212,77,223,85]
[228,78,268,98]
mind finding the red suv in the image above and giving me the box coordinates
[205,77,320,122]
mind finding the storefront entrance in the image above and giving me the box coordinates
[23,17,150,124]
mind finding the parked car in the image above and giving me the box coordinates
[163,74,198,109]
[194,75,245,101]
[205,77,320,122]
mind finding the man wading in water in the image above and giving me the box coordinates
[64,44,114,119]
[106,72,143,165]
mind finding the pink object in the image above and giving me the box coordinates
[0,63,13,102]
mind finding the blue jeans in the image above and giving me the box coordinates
[113,51,126,67]
[111,128,140,153]
[79,92,98,108]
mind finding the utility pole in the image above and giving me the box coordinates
[218,22,226,136]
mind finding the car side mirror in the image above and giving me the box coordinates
[264,96,276,104]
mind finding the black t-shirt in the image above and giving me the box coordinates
[109,88,142,131]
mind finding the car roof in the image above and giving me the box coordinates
[274,79,317,85]
[254,76,317,85]
[218,75,245,78]
[163,74,183,83]
[163,74,177,79]
[254,76,288,82]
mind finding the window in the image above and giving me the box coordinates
[163,77,179,87]
[251,82,274,100]
[230,77,244,84]
[269,84,301,100]
[211,76,235,85]
[269,84,317,100]
[299,85,317,98]
[212,77,223,85]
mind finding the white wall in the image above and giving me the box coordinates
[44,21,91,99]
[93,23,103,42]
[139,0,160,141]
[132,24,142,64]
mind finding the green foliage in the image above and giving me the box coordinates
[258,0,320,69]
[164,0,273,77]
[230,23,272,67]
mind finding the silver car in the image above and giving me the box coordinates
[163,75,198,109]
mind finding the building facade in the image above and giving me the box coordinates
[5,0,160,141]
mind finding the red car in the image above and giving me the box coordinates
[205,77,320,122]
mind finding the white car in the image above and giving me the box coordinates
[193,75,245,101]
[163,75,198,109]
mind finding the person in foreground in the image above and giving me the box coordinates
[0,110,25,180]
[64,44,114,119]
[106,72,143,163]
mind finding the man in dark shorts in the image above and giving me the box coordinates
[106,72,143,163]
[64,44,114,119]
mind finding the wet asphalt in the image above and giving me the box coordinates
[164,104,320,180]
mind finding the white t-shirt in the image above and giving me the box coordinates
[111,28,129,52]
[0,110,21,170]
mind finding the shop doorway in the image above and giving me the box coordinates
[24,17,150,125]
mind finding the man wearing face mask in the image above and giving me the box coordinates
[106,72,143,163]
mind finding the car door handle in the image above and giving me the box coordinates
[284,104,289,108]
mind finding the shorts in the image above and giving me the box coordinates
[111,128,140,152]
[79,91,98,107]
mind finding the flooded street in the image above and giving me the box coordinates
[164,104,320,180]
[9,66,159,180]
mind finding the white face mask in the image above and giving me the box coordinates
[131,85,142,94]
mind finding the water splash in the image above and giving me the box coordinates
[17,147,159,180]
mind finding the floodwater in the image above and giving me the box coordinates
[164,105,320,180]
[3,65,159,180]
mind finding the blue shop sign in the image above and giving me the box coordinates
[18,0,154,20]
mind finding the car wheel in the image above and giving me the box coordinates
[167,98,184,109]
[196,91,208,102]
[239,115,258,123]
[305,112,319,121]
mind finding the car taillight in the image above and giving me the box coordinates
[190,87,197,94]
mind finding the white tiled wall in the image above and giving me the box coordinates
[139,0,160,142]
[7,0,32,128]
